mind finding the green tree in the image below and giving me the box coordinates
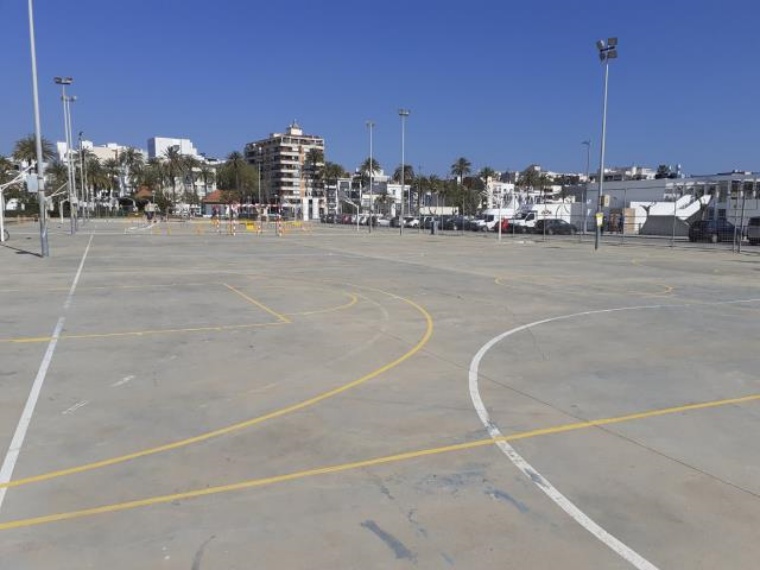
[393,164,415,184]
[45,160,69,192]
[182,155,201,204]
[323,162,346,185]
[518,165,541,189]
[217,151,258,204]
[450,157,472,183]
[12,134,55,164]
[305,148,324,195]
[162,146,184,203]
[0,155,14,185]
[119,147,145,193]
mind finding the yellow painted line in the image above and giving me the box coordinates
[286,292,359,316]
[223,283,291,323]
[0,392,757,531]
[0,322,287,345]
[0,288,433,490]
[624,284,675,297]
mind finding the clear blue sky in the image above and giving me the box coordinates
[2,0,758,177]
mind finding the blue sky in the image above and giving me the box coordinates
[2,0,758,177]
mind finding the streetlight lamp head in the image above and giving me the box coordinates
[596,40,605,51]
[54,76,73,85]
[398,108,410,117]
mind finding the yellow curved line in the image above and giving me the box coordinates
[1,392,757,531]
[287,292,359,316]
[0,288,433,490]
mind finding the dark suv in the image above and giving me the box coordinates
[688,219,737,243]
[533,219,576,235]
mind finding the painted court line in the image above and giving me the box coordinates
[0,392,757,531]
[467,297,760,569]
[223,283,291,323]
[0,286,433,491]
[0,235,93,514]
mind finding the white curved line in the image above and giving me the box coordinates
[469,304,677,570]
[469,296,760,566]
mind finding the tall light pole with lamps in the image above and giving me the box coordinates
[28,0,49,256]
[366,120,375,233]
[594,37,618,251]
[398,109,410,235]
[55,76,76,234]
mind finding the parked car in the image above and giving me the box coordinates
[747,217,760,245]
[375,216,391,227]
[533,219,577,235]
[390,216,401,227]
[403,216,420,228]
[490,217,510,233]
[442,216,464,231]
[688,219,738,243]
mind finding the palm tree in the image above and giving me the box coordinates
[393,164,415,183]
[119,147,144,193]
[0,155,14,185]
[12,134,55,165]
[304,148,324,197]
[182,155,200,204]
[360,157,380,175]
[162,146,184,204]
[102,158,121,201]
[323,162,346,186]
[450,157,471,184]
[45,160,69,192]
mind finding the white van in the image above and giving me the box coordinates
[479,208,516,231]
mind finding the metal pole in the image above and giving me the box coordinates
[28,0,49,257]
[398,109,409,235]
[367,120,374,234]
[595,59,609,251]
[581,140,590,239]
[60,88,75,235]
[671,187,678,247]
[78,132,86,223]
[498,189,502,242]
[738,189,746,253]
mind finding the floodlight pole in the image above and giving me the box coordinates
[595,38,618,251]
[55,76,75,234]
[398,109,410,235]
[28,0,49,257]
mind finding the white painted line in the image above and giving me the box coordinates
[61,400,90,415]
[468,296,760,566]
[0,235,93,512]
[469,304,677,570]
[111,375,135,388]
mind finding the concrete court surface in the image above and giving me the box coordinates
[0,219,758,569]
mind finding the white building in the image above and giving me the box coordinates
[582,171,760,234]
[148,137,201,159]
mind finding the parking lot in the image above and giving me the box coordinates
[1,218,759,569]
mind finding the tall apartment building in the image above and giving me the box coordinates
[244,122,325,216]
